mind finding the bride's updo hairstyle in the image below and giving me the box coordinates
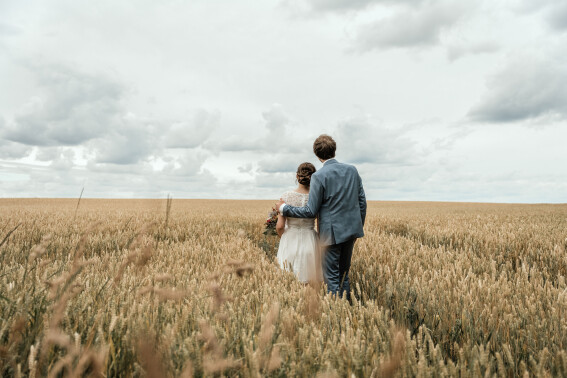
[297,162,316,187]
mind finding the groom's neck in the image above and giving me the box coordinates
[319,157,335,164]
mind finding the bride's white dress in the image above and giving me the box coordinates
[276,191,323,283]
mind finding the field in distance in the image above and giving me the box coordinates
[1,199,566,377]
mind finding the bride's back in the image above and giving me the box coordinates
[282,191,315,229]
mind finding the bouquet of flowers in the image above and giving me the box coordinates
[263,207,279,236]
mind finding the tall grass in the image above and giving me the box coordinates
[1,199,566,376]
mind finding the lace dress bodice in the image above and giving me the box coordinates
[282,191,315,229]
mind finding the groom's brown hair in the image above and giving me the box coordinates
[313,134,336,160]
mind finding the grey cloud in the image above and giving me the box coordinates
[355,2,470,50]
[50,149,76,171]
[92,116,157,165]
[36,146,62,161]
[0,161,83,197]
[547,3,567,31]
[255,172,296,190]
[0,21,21,52]
[260,104,313,154]
[86,160,151,175]
[0,23,21,36]
[0,140,32,159]
[217,106,421,181]
[516,0,567,31]
[258,156,312,173]
[164,110,220,149]
[0,62,174,166]
[334,116,418,165]
[0,115,30,158]
[255,105,319,175]
[266,106,307,152]
[469,55,567,123]
[285,0,423,13]
[263,103,290,132]
[0,117,32,158]
[92,108,220,166]
[35,147,76,171]
[2,159,217,198]
[3,61,218,165]
[357,162,436,200]
[431,126,474,151]
[207,104,307,154]
[206,136,263,152]
[446,41,500,61]
[204,103,290,153]
[88,146,209,180]
[162,150,209,177]
[238,163,254,174]
[213,177,286,199]
[3,64,123,146]
[205,104,318,181]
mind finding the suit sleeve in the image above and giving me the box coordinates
[282,174,323,218]
[358,172,367,226]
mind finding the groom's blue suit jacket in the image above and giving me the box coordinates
[282,159,366,246]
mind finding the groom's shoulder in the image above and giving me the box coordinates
[318,160,357,175]
[336,162,361,178]
[335,161,358,171]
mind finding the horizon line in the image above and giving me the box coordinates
[1,197,565,205]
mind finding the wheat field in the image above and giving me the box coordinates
[1,198,566,377]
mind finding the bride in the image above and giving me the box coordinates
[276,162,323,283]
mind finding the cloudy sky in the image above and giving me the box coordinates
[1,0,566,202]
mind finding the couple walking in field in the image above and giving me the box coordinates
[274,135,367,300]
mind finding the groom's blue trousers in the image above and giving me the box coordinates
[323,238,356,300]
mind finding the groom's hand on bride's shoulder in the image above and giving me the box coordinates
[275,198,285,213]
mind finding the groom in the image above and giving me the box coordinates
[276,134,366,300]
